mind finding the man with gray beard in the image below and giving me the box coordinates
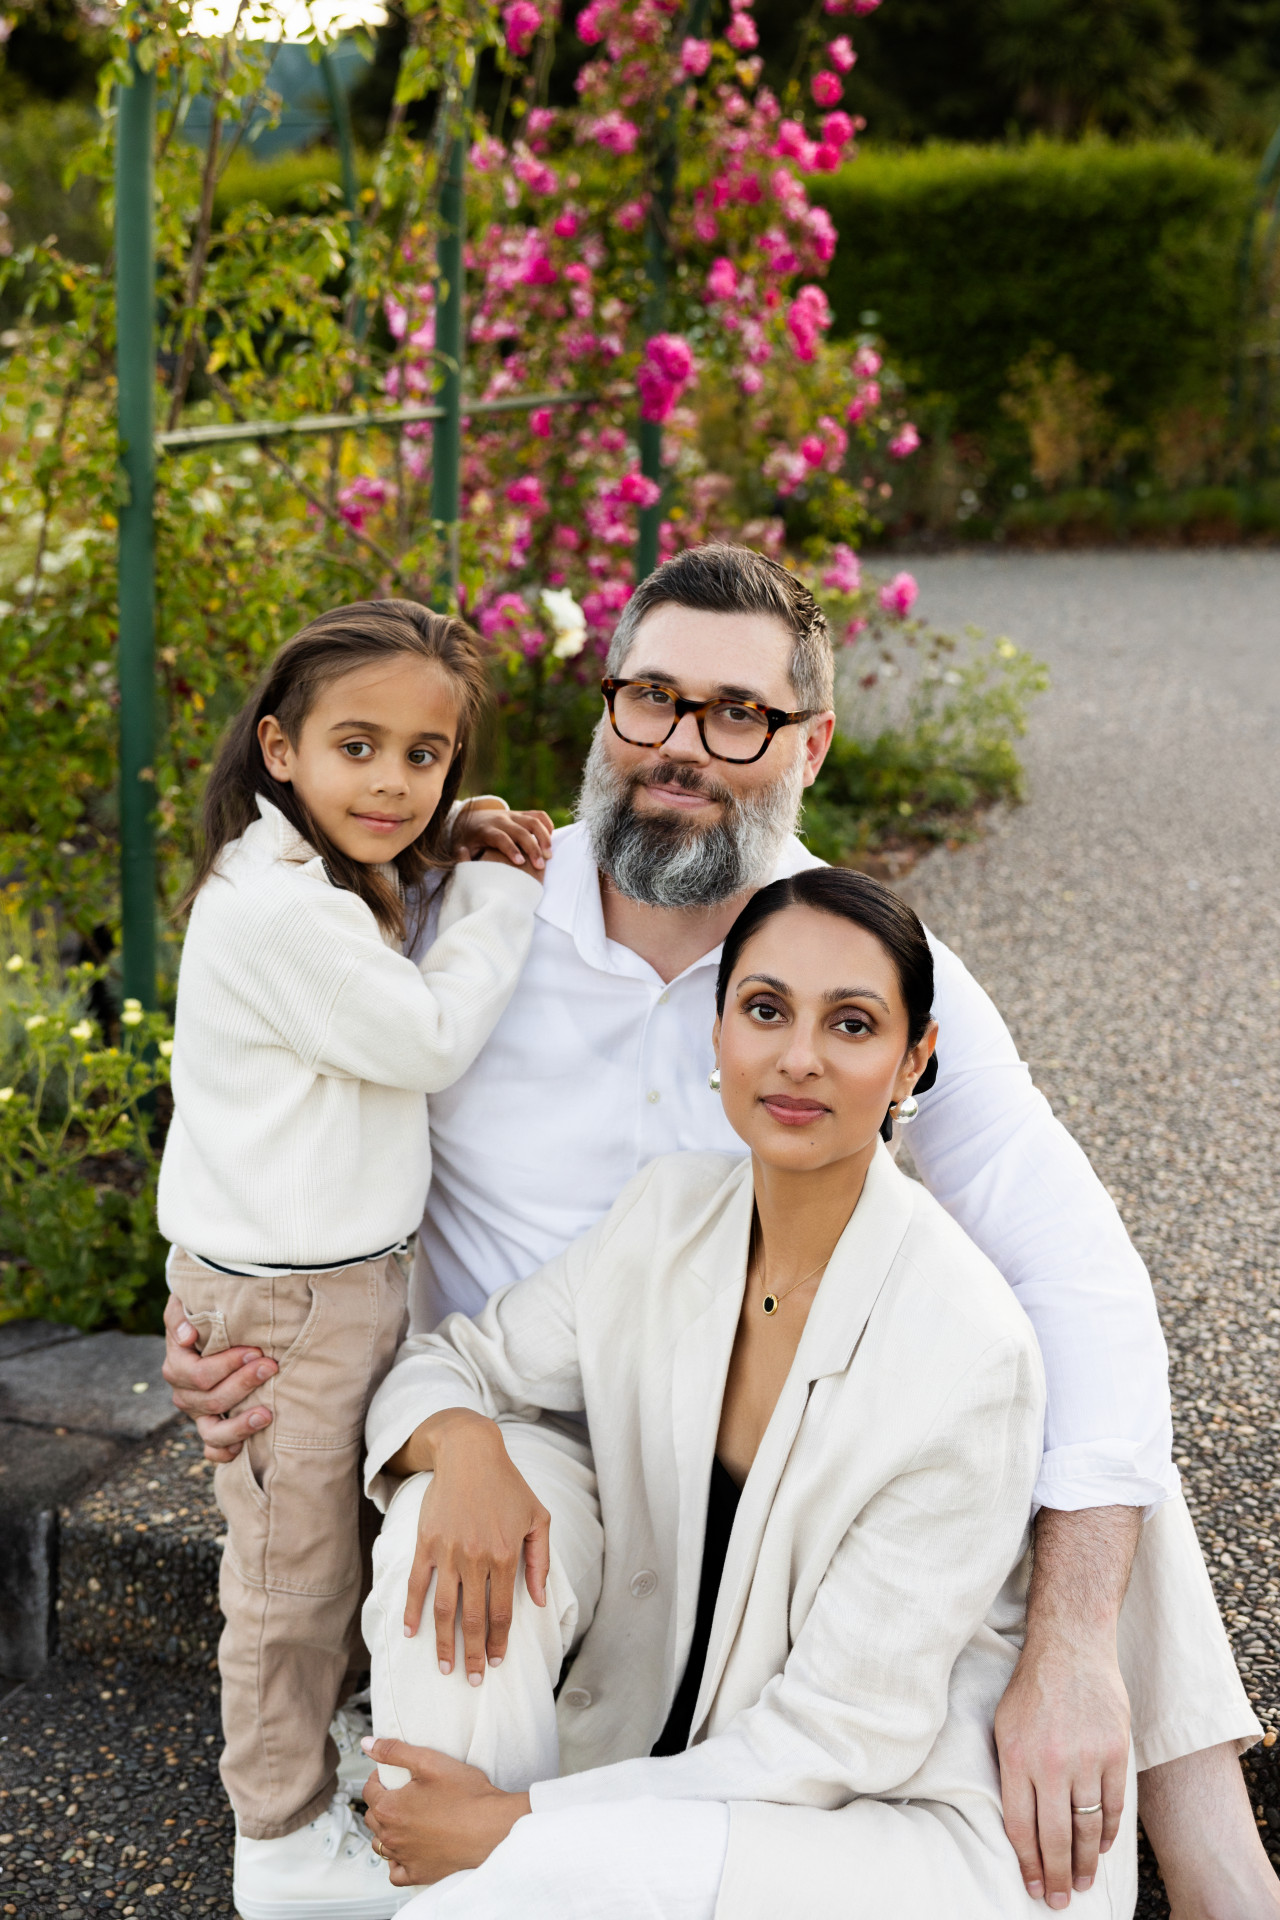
[165,544,1273,1917]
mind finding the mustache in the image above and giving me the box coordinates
[623,761,736,808]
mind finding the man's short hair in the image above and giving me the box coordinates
[606,544,835,711]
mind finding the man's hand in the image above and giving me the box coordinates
[995,1505,1141,1909]
[161,1291,277,1463]
[361,1737,529,1887]
[453,798,553,872]
[395,1408,550,1682]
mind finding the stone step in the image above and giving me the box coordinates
[0,1320,192,1678]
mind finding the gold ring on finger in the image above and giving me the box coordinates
[1070,1801,1103,1817]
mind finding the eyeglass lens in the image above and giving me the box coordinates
[613,683,769,762]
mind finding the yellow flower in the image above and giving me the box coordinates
[121,1008,144,1027]
[4,954,24,972]
[158,1039,174,1059]
[997,639,1018,659]
[24,1013,47,1031]
[122,997,143,1013]
[70,1020,93,1042]
[0,1087,13,1102]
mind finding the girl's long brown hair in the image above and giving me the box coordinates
[181,600,490,947]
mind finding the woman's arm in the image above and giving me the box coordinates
[531,1332,1044,1816]
[389,1407,552,1682]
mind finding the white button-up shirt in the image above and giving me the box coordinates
[420,823,1176,1514]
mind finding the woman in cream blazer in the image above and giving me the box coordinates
[359,869,1139,1919]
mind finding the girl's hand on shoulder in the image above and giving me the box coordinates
[403,1409,551,1684]
[454,798,553,873]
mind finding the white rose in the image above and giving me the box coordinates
[540,587,587,660]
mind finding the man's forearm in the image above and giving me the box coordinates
[1026,1505,1143,1649]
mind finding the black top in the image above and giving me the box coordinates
[651,1455,743,1757]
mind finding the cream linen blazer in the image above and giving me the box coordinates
[364,1143,1049,1914]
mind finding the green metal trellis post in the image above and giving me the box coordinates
[431,90,467,608]
[116,56,158,1010]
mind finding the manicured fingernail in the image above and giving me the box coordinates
[255,1363,275,1381]
[438,1658,451,1673]
[488,1655,503,1667]
[1026,1884,1043,1900]
[360,1737,375,1754]
[1048,1895,1070,1910]
[1074,1879,1092,1892]
[468,1671,482,1688]
[248,1410,269,1428]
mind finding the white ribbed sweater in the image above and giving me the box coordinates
[157,798,541,1268]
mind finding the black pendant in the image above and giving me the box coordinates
[762,1293,779,1315]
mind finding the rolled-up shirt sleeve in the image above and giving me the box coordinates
[910,931,1177,1514]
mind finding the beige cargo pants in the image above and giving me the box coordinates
[171,1248,407,1839]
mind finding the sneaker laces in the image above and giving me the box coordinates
[313,1791,381,1868]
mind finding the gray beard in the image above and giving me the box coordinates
[576,725,805,910]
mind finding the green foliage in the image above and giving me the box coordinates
[802,636,1048,862]
[213,147,372,226]
[0,905,173,1332]
[814,140,1253,440]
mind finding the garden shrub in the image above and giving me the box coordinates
[813,140,1253,439]
[0,904,173,1332]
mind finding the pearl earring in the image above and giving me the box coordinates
[895,1093,920,1124]
[708,1067,721,1092]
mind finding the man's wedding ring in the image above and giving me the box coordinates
[1071,1801,1103,1817]
[372,1838,385,1857]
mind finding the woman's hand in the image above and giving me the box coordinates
[361,1738,530,1886]
[453,797,553,872]
[400,1409,551,1682]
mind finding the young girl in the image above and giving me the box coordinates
[157,599,549,1920]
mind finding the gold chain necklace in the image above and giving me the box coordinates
[754,1230,833,1317]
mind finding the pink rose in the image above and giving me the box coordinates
[514,153,557,194]
[646,332,694,382]
[590,111,640,154]
[693,209,718,242]
[530,407,553,438]
[809,143,842,172]
[853,344,882,377]
[552,524,581,549]
[611,471,662,507]
[800,434,826,468]
[506,475,547,510]
[852,0,881,12]
[519,250,557,286]
[726,12,758,48]
[827,34,856,69]
[706,256,738,302]
[739,366,764,394]
[879,571,918,617]
[805,205,837,260]
[888,422,920,458]
[822,110,854,146]
[811,69,843,107]
[553,208,579,238]
[822,543,862,594]
[681,36,712,75]
[480,592,533,641]
[502,0,542,57]
[615,199,648,232]
[526,107,556,136]
[577,0,603,42]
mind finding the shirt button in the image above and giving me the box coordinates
[629,1569,657,1599]
[647,1089,661,1104]
[658,991,670,1005]
[562,1687,592,1709]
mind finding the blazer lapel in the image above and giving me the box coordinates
[688,1144,916,1738]
[669,1162,756,1653]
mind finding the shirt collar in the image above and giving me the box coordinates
[538,819,823,984]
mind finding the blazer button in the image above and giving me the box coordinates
[629,1569,657,1598]
[562,1687,592,1709]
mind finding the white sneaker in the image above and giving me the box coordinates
[331,1689,375,1795]
[233,1791,411,1919]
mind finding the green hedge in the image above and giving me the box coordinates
[814,141,1254,434]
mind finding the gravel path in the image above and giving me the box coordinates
[900,550,1280,1910]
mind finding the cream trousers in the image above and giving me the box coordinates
[361,1420,1257,1919]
